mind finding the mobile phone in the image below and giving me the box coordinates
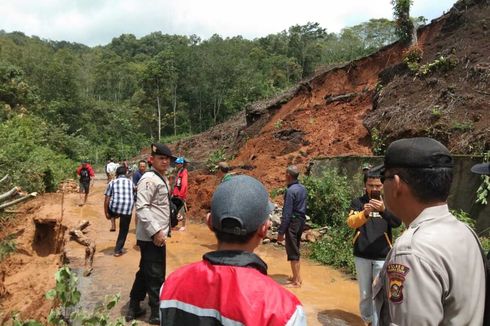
[371,190,381,200]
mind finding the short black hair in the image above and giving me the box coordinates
[212,218,257,244]
[388,167,453,203]
[116,166,127,176]
[364,170,381,184]
[138,160,146,165]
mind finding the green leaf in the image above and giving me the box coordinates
[45,289,57,300]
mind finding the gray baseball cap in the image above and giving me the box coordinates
[471,162,490,175]
[211,175,275,235]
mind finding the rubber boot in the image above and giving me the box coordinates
[148,307,160,325]
[125,300,146,322]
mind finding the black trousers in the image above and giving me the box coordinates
[114,213,131,253]
[129,240,166,310]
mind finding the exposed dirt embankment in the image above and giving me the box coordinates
[365,0,490,153]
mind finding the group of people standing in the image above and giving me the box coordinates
[74,137,488,326]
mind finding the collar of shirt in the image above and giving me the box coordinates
[287,180,299,188]
[203,250,268,275]
[409,204,450,229]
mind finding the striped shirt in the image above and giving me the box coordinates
[104,175,134,215]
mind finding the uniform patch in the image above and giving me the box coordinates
[387,263,410,304]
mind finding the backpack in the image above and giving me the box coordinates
[80,167,90,182]
[152,171,179,230]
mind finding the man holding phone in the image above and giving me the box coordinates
[347,169,401,326]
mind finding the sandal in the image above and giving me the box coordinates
[113,252,123,257]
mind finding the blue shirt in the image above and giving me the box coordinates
[105,175,135,215]
[132,170,144,186]
[278,181,307,235]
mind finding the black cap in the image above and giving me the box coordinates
[376,137,453,171]
[151,143,175,159]
[471,163,490,175]
[211,175,275,236]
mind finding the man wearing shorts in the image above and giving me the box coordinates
[77,161,95,206]
[277,165,308,288]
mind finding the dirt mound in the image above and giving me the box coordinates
[365,0,490,153]
[0,194,65,323]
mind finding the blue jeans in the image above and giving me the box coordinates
[354,256,385,325]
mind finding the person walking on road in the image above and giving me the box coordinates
[104,166,135,256]
[159,175,306,325]
[126,143,174,325]
[373,137,486,326]
[171,157,188,231]
[347,169,401,326]
[277,165,307,288]
[76,160,95,206]
[106,159,119,183]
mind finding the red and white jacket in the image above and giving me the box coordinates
[172,167,188,200]
[160,250,306,325]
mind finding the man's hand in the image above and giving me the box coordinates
[152,230,166,247]
[363,203,374,217]
[277,234,285,242]
[369,199,385,213]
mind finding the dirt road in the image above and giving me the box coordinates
[2,175,363,325]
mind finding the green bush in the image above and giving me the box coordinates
[451,209,476,229]
[311,224,355,274]
[206,148,227,173]
[302,168,351,226]
[0,234,16,261]
[0,115,75,193]
[303,168,356,273]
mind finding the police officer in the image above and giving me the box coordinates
[373,137,485,325]
[126,143,174,325]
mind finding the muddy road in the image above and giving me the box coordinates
[3,175,363,325]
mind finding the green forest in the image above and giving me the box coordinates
[0,17,424,192]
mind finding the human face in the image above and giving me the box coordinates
[138,162,147,173]
[152,154,171,174]
[365,177,383,199]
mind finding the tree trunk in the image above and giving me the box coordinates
[198,91,203,132]
[0,174,9,184]
[0,192,37,210]
[0,187,20,203]
[173,84,177,136]
[157,95,161,142]
[69,220,95,276]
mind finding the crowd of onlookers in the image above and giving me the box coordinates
[74,137,488,326]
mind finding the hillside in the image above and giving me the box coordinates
[172,0,489,218]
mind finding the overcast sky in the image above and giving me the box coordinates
[0,0,457,47]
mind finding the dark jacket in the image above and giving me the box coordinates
[347,194,401,260]
[278,181,307,235]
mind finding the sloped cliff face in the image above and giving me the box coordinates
[172,0,489,217]
[365,0,489,154]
